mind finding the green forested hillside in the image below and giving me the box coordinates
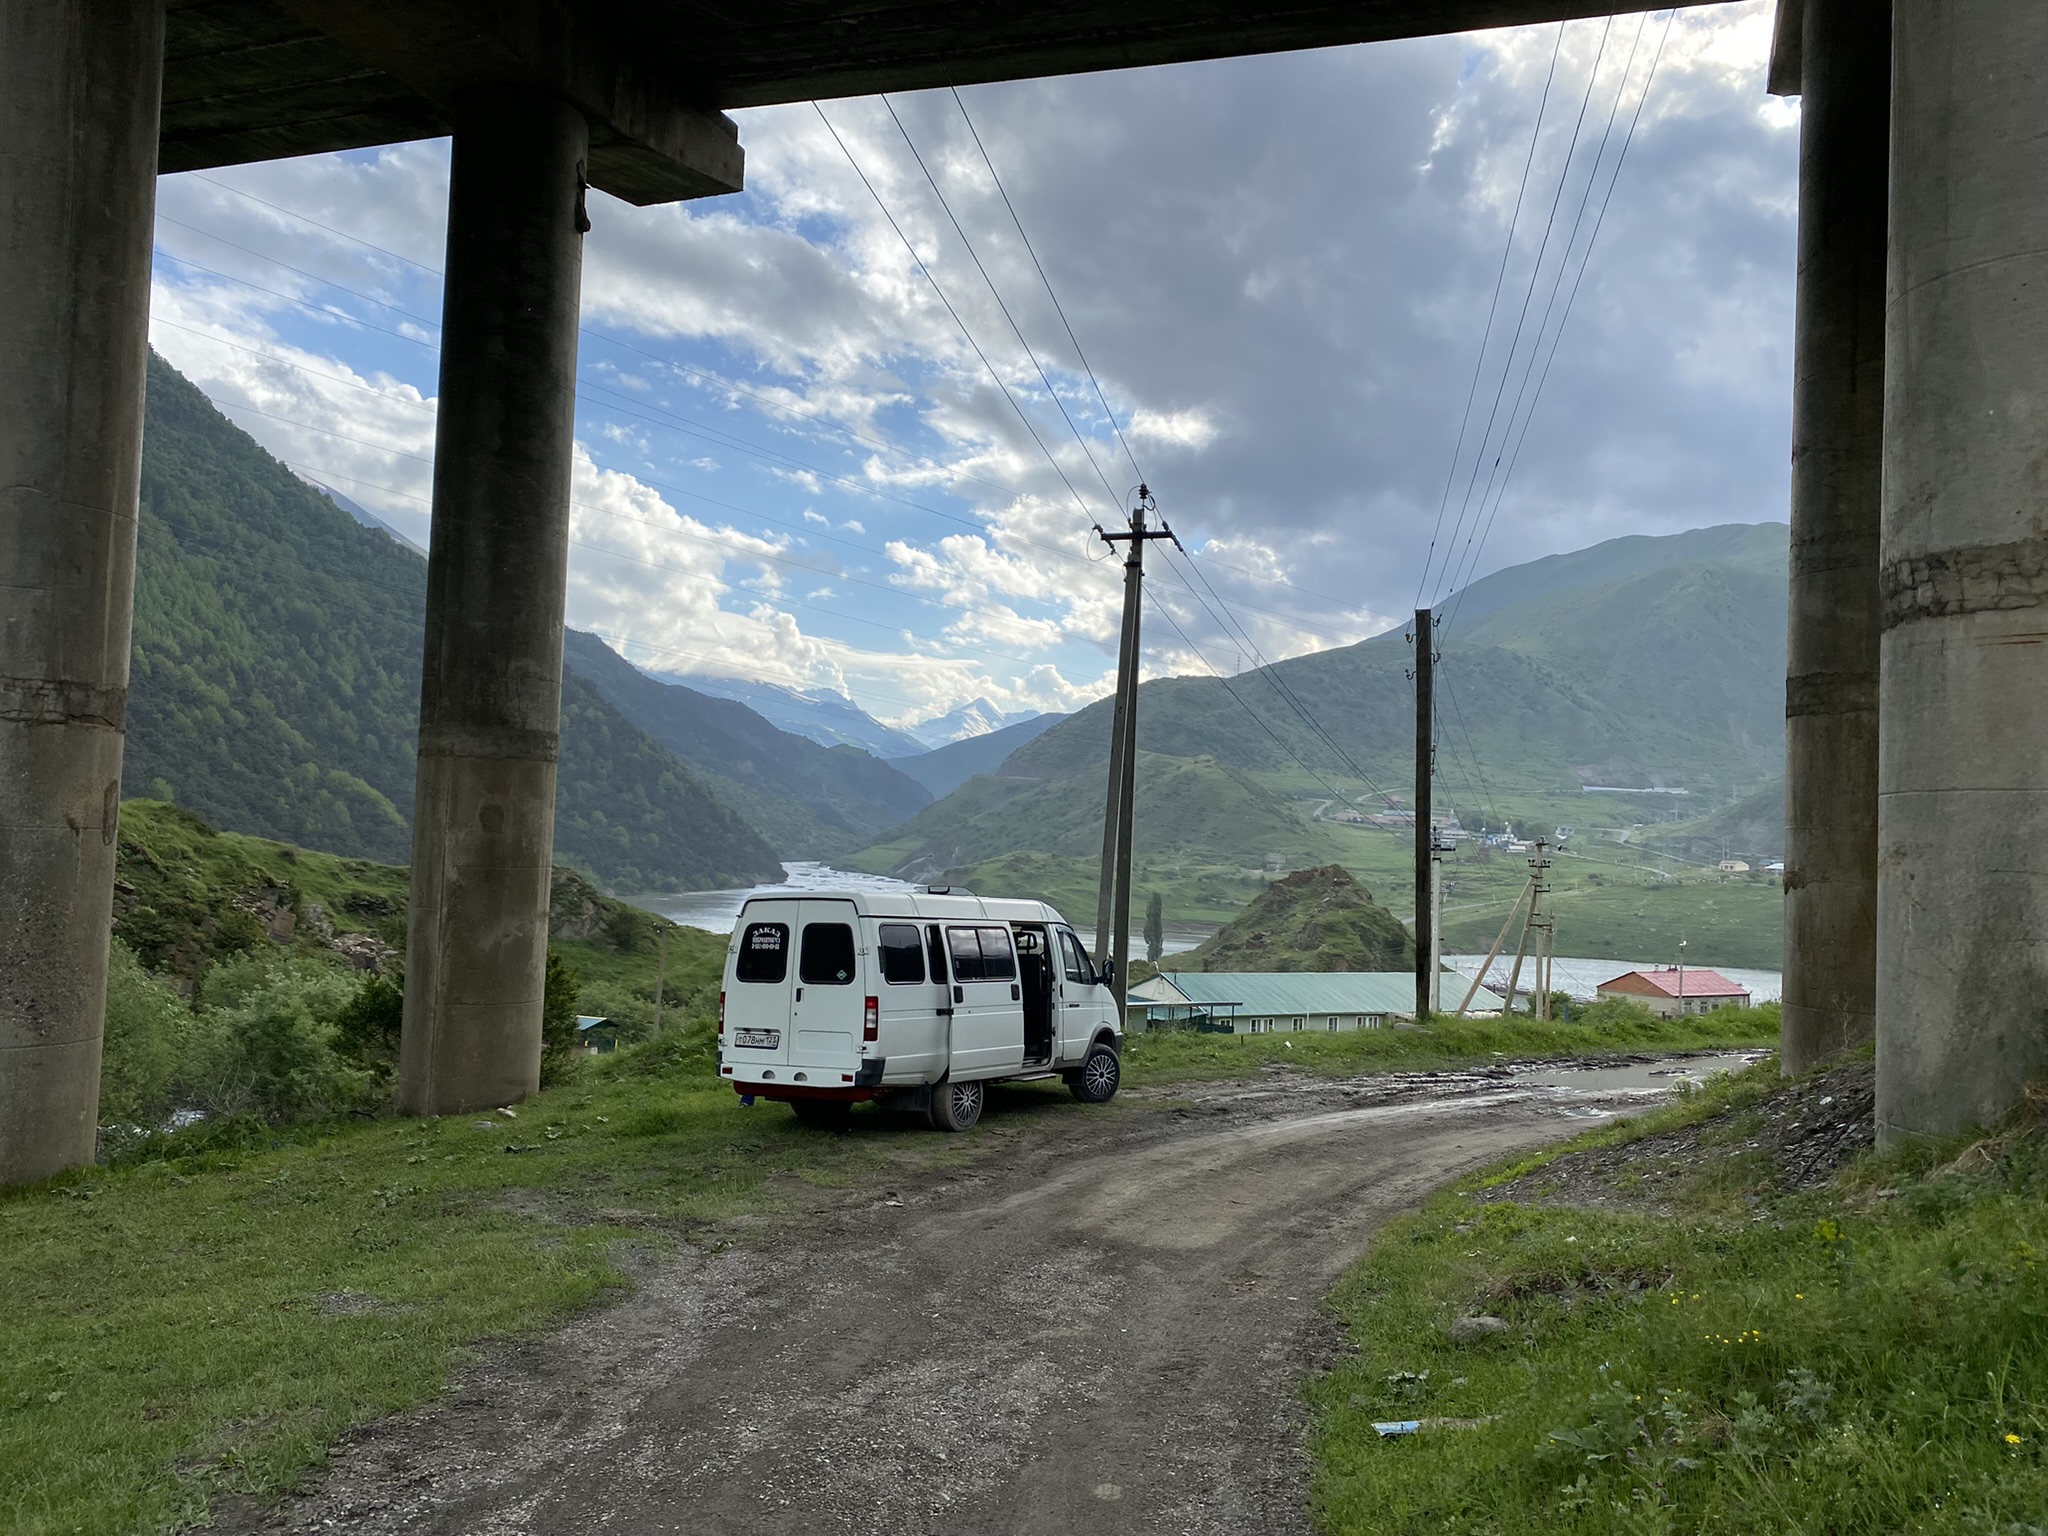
[1005,539,1788,802]
[854,524,1791,966]
[130,353,781,890]
[561,629,928,857]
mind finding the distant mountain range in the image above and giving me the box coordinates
[662,673,930,758]
[662,675,1044,757]
[891,711,1066,799]
[903,697,1045,751]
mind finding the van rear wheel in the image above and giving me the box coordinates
[1068,1042,1121,1104]
[790,1099,853,1130]
[927,1078,984,1132]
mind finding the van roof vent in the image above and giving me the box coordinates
[922,884,974,896]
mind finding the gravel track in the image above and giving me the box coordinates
[218,1058,1740,1536]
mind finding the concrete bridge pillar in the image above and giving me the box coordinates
[397,86,588,1115]
[0,0,164,1186]
[1780,0,1888,1075]
[1878,2,2048,1143]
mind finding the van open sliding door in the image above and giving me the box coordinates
[945,923,1026,1080]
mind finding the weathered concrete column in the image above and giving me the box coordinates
[0,0,164,1186]
[1779,0,1888,1076]
[1877,3,2048,1144]
[398,86,588,1115]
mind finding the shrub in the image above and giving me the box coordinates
[332,969,405,1078]
[189,954,374,1121]
[99,940,203,1133]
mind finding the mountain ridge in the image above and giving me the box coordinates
[131,352,784,890]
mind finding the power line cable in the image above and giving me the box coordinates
[1442,8,1676,625]
[811,102,1105,529]
[169,167,1374,615]
[1413,22,1565,611]
[1442,11,1650,604]
[949,85,1146,486]
[1429,15,1616,612]
[881,94,1125,520]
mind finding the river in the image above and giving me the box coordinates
[628,863,1208,955]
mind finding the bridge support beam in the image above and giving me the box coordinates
[1878,2,2048,1143]
[397,86,588,1115]
[0,0,164,1186]
[1779,0,1888,1075]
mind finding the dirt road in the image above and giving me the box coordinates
[225,1058,1742,1536]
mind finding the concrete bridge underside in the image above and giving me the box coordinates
[3,0,2043,1184]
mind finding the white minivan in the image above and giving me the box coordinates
[716,888,1124,1131]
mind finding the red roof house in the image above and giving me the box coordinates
[1596,966,1751,1018]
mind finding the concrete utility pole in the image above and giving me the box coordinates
[1505,838,1551,1018]
[1454,875,1533,1017]
[1094,492,1175,1028]
[1412,609,1435,1020]
[0,0,165,1188]
[1428,833,1445,1013]
[1773,0,1889,1076]
[1877,1,2048,1144]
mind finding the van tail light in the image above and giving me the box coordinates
[863,996,880,1043]
[718,992,726,1037]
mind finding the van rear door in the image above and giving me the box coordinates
[727,901,799,1064]
[945,923,1026,1079]
[790,900,864,1067]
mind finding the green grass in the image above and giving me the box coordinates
[5,985,1769,1535]
[1309,1061,2048,1535]
[2,1040,1046,1536]
[1124,1005,1779,1088]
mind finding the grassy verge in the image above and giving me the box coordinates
[1309,1059,2048,1535]
[0,1037,1027,1536]
[1123,1004,1779,1088]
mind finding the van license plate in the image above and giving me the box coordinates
[733,1028,780,1049]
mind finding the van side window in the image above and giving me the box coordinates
[799,922,857,985]
[926,924,948,983]
[877,923,925,985]
[1058,929,1090,984]
[977,926,1017,982]
[735,922,789,983]
[947,926,986,982]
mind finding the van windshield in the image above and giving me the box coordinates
[735,922,789,983]
[799,923,857,985]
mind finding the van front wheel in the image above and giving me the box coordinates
[928,1078,984,1132]
[1068,1043,1121,1104]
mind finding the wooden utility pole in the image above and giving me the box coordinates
[1413,608,1435,1020]
[1094,490,1175,1027]
[1455,875,1534,1016]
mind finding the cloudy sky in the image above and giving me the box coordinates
[147,1,1796,732]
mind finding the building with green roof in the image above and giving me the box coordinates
[1126,971,1484,1035]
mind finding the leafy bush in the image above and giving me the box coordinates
[190,953,374,1121]
[332,969,405,1078]
[99,941,203,1132]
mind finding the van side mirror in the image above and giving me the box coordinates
[1099,959,1116,988]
